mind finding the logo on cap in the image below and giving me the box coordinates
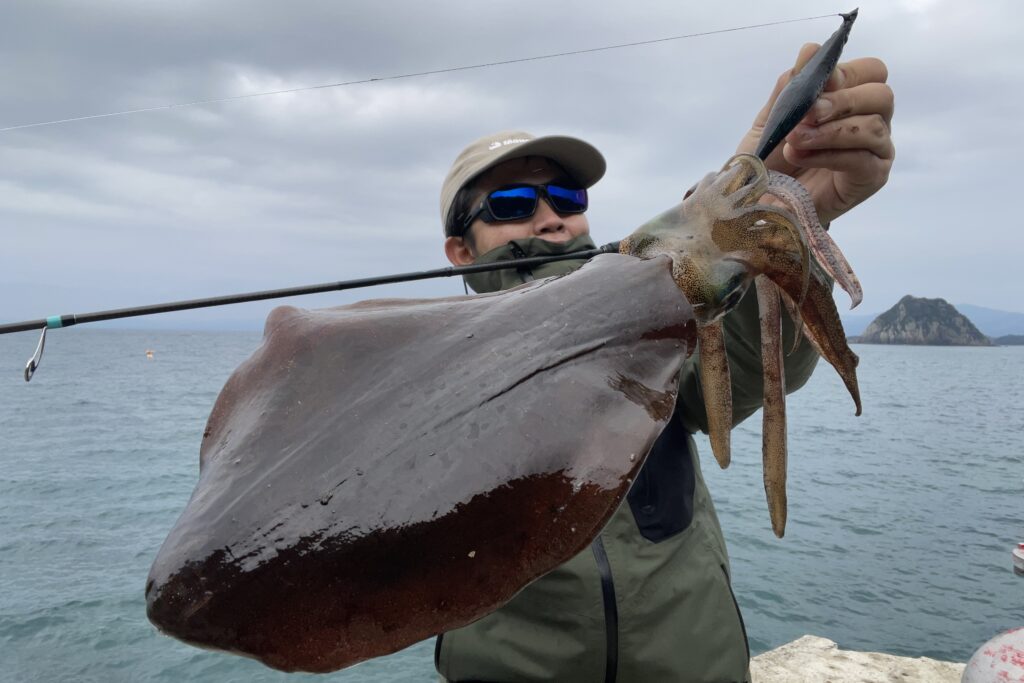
[487,137,530,151]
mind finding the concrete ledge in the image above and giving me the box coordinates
[751,635,965,682]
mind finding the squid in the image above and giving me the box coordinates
[620,153,862,537]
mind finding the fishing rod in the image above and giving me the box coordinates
[1,243,621,381]
[2,9,857,382]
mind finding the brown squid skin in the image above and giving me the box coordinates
[146,254,699,673]
[621,152,862,534]
[696,321,732,469]
[756,276,788,537]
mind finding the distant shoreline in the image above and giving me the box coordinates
[848,335,1024,346]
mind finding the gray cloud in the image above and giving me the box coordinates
[2,0,1021,332]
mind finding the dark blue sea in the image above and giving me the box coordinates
[1,329,1021,681]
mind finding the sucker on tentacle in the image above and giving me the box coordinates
[621,152,862,535]
[766,171,863,308]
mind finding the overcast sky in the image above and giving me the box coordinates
[1,0,1020,333]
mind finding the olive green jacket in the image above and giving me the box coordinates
[438,238,819,683]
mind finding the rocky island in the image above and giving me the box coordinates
[857,295,992,346]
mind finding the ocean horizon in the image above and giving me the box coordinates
[22,298,1022,339]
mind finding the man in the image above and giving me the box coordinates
[435,46,895,683]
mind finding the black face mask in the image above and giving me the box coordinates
[462,235,598,294]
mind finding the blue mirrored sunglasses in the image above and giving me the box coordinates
[462,183,588,233]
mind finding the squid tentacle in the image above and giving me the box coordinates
[696,320,732,469]
[766,171,863,309]
[797,270,862,415]
[719,154,769,200]
[756,276,788,537]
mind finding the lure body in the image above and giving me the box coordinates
[755,9,859,161]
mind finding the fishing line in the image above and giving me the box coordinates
[1,13,838,133]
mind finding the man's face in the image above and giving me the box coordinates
[444,156,591,266]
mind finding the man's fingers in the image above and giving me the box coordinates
[810,82,895,127]
[782,146,895,179]
[792,42,820,74]
[757,52,888,126]
[778,148,892,196]
[787,113,895,161]
[824,57,889,92]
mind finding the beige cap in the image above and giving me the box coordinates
[439,130,606,236]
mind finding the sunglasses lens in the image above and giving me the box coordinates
[487,186,539,221]
[547,185,588,213]
[483,184,588,223]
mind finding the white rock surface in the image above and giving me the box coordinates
[750,635,965,683]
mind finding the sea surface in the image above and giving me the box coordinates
[0,329,1021,682]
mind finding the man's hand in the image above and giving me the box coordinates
[735,43,895,225]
